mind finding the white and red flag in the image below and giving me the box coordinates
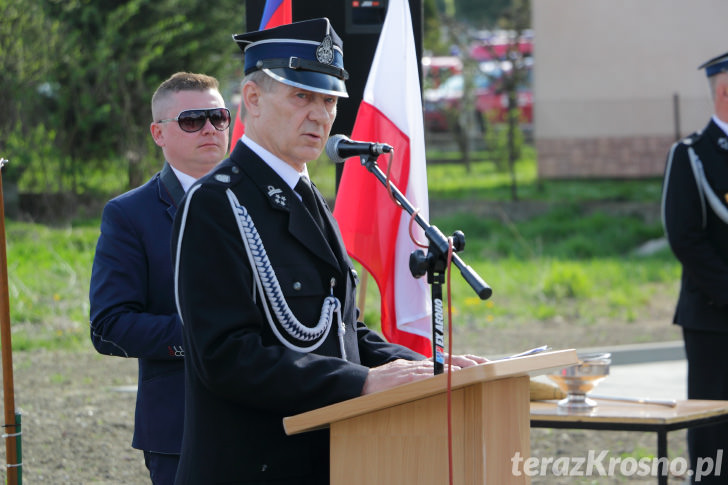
[333,0,432,356]
[229,0,292,149]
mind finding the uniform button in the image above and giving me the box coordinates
[293,281,302,291]
[231,166,240,174]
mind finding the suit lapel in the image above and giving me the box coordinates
[158,162,185,221]
[231,142,341,270]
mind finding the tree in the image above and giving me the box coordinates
[0,0,62,214]
[435,15,485,172]
[0,0,247,197]
[423,0,448,55]
[496,0,531,201]
[0,0,61,135]
[42,0,245,191]
[436,0,512,27]
[427,0,532,192]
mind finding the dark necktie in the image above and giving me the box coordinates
[295,176,326,232]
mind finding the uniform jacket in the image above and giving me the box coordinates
[89,162,185,453]
[172,140,424,484]
[662,118,728,331]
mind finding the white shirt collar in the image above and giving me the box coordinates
[169,165,198,193]
[713,114,728,137]
[242,134,309,191]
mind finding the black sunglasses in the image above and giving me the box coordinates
[156,108,231,133]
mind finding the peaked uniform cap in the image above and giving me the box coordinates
[699,51,728,77]
[233,17,349,98]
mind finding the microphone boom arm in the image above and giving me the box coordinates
[357,154,492,301]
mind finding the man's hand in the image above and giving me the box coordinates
[362,359,442,395]
[361,353,489,396]
[443,353,489,368]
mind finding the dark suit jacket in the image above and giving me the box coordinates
[172,141,424,484]
[89,162,185,453]
[662,118,728,331]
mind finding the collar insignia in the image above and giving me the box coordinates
[215,174,231,183]
[267,185,287,207]
[719,137,728,151]
[316,35,334,65]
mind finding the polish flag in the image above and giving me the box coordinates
[333,0,432,356]
[230,0,292,150]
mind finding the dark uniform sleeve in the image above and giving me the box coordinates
[355,321,426,367]
[662,140,728,307]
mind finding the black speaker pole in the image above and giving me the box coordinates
[245,0,266,31]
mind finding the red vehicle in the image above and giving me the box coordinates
[421,55,462,89]
[423,59,533,133]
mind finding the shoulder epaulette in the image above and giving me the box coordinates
[681,130,703,146]
[209,162,242,186]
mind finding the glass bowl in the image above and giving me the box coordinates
[547,352,611,412]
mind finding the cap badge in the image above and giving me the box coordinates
[267,185,287,207]
[316,35,334,65]
[719,137,728,151]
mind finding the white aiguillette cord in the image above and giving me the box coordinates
[226,189,347,360]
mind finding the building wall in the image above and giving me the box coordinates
[532,0,728,178]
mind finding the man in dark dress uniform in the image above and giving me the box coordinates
[662,51,728,483]
[171,18,486,484]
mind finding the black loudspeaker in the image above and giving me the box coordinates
[245,1,423,138]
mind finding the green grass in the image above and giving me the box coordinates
[358,211,677,333]
[3,150,678,351]
[5,219,99,351]
[338,152,676,338]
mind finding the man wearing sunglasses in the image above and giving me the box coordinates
[90,71,229,484]
[172,19,485,484]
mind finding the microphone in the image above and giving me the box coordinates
[325,134,393,164]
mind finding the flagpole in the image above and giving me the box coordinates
[0,159,20,485]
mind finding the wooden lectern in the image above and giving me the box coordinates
[284,349,577,484]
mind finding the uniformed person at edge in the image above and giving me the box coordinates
[662,50,728,483]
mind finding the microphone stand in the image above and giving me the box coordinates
[356,154,492,374]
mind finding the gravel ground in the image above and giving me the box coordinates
[0,348,147,484]
[0,311,691,484]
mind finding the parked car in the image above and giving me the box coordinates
[421,55,462,89]
[423,63,533,133]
